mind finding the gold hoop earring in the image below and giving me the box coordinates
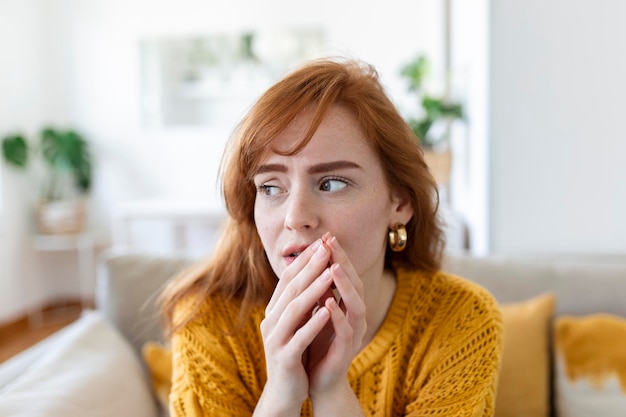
[388,223,408,252]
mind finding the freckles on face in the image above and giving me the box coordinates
[253,105,398,282]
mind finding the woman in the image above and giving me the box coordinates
[161,57,503,416]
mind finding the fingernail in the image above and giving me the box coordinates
[320,268,331,281]
[329,236,340,250]
[315,244,327,259]
[317,307,329,319]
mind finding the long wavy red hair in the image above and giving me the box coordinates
[160,57,444,335]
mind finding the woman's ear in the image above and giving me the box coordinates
[390,188,414,226]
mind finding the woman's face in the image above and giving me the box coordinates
[253,105,413,284]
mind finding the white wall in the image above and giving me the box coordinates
[61,0,445,237]
[0,0,447,323]
[449,0,490,253]
[489,0,626,254]
[0,0,51,322]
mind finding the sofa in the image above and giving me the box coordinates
[1,249,625,417]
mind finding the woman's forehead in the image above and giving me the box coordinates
[250,111,384,181]
[274,105,366,151]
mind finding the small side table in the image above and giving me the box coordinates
[29,233,95,327]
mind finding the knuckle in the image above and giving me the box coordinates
[283,282,300,300]
[343,325,354,339]
[289,334,309,354]
[279,268,295,282]
[283,300,303,320]
[259,318,271,335]
[353,278,364,294]
[360,321,367,336]
[352,302,366,320]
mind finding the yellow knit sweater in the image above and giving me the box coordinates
[169,268,503,416]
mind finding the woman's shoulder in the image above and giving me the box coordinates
[432,270,503,338]
[397,268,503,358]
[172,291,264,334]
[398,267,502,320]
[437,270,499,309]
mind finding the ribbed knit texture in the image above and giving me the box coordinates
[169,268,503,416]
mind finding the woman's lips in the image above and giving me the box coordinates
[284,254,299,266]
[282,245,308,266]
[283,250,306,267]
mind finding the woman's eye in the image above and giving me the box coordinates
[320,179,347,192]
[257,185,281,196]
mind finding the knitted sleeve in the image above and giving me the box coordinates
[405,277,504,417]
[168,297,265,417]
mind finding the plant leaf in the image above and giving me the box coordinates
[408,117,435,146]
[1,134,29,167]
[400,55,430,92]
[39,127,93,193]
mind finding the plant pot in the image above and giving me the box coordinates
[36,199,87,235]
[423,149,452,186]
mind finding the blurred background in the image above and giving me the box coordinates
[1,0,625,327]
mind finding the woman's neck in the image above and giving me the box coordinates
[361,268,397,349]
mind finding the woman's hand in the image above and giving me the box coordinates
[255,233,366,416]
[255,236,335,415]
[306,234,366,401]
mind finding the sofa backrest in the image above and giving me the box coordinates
[443,253,626,317]
[96,249,194,355]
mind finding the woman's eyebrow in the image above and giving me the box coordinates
[254,163,287,175]
[308,160,363,174]
[254,160,362,176]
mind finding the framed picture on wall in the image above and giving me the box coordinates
[139,29,326,128]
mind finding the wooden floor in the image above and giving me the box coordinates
[0,302,85,364]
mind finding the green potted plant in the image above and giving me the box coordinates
[400,55,464,185]
[1,126,93,234]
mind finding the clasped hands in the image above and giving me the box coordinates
[259,232,367,411]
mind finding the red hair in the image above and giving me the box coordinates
[161,57,444,335]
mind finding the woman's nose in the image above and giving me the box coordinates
[284,188,319,231]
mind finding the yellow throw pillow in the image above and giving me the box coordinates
[495,293,555,417]
[142,342,173,410]
[554,314,626,417]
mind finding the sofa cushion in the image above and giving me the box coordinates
[554,313,626,417]
[96,250,194,356]
[0,319,71,391]
[143,342,172,411]
[0,310,158,417]
[495,293,555,417]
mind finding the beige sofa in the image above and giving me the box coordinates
[1,250,625,417]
